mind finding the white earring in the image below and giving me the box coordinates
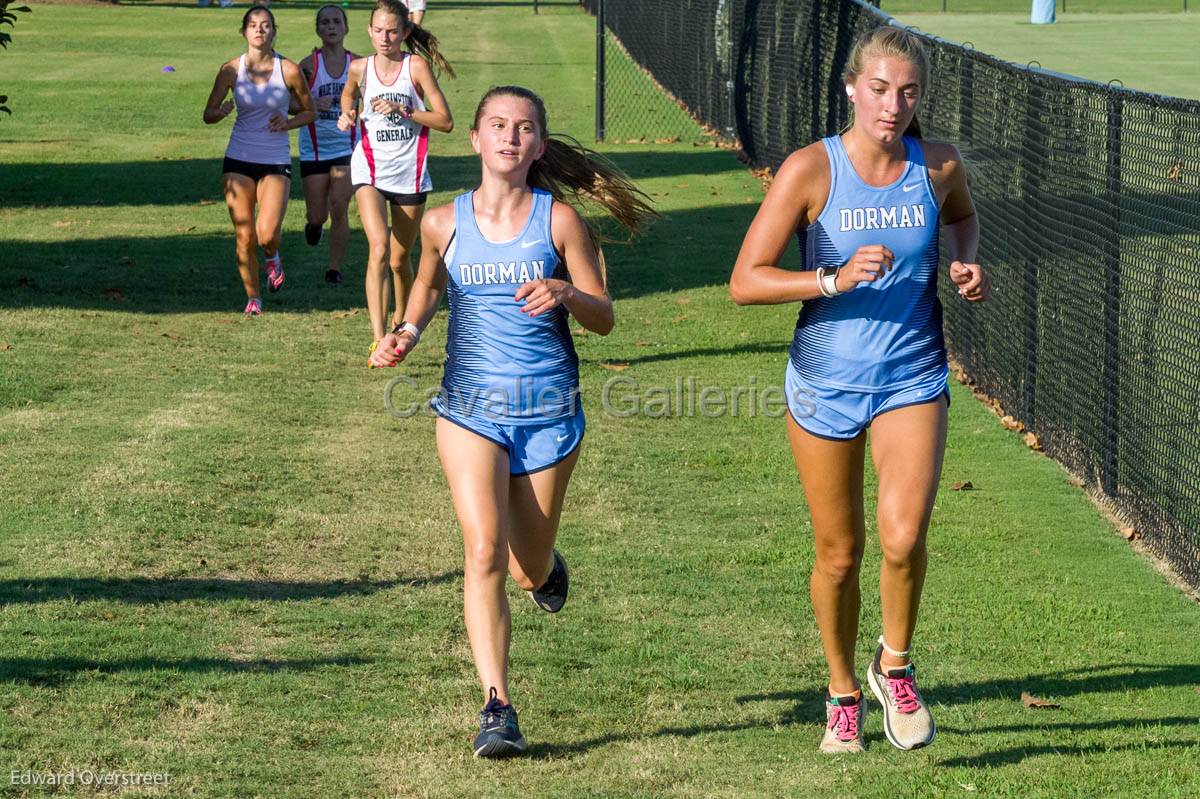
[845,86,854,98]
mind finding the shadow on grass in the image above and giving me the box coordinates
[3,208,756,314]
[936,738,1200,769]
[0,571,461,604]
[736,663,1200,710]
[581,341,788,369]
[527,691,828,759]
[0,655,370,688]
[531,663,1199,760]
[0,152,742,209]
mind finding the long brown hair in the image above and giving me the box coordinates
[843,26,930,138]
[471,86,656,283]
[371,0,455,78]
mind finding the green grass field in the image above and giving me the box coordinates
[883,0,1193,13]
[891,11,1200,98]
[1,2,1198,797]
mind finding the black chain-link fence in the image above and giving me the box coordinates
[582,0,1200,590]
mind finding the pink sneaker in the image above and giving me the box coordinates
[820,693,866,753]
[264,253,284,293]
[243,297,262,316]
[865,641,936,750]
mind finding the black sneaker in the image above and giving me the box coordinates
[473,687,527,758]
[304,222,323,246]
[528,549,569,613]
[324,269,342,285]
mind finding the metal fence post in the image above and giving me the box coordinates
[595,0,605,142]
[1020,75,1043,424]
[1101,92,1124,496]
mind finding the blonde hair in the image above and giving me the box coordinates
[843,26,930,138]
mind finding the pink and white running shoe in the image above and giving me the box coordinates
[866,639,936,750]
[819,693,866,754]
[264,253,284,293]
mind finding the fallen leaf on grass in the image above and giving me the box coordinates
[52,220,72,228]
[197,199,215,206]
[673,183,689,190]
[1021,691,1061,709]
[676,296,691,305]
[331,309,360,319]
[1000,415,1024,432]
[635,340,651,347]
[1024,432,1042,451]
[161,332,183,342]
[1067,477,1085,488]
[600,362,629,372]
[1120,526,1139,541]
[673,314,688,323]
[102,288,126,301]
[951,481,974,491]
[0,343,11,350]
[1168,159,1183,182]
[654,137,679,145]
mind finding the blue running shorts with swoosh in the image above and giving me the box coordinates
[437,405,585,476]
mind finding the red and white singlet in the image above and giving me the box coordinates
[350,53,431,194]
[299,48,357,162]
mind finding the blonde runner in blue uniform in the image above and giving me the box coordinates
[730,27,990,754]
[338,0,454,358]
[297,5,359,285]
[203,7,314,316]
[370,86,654,758]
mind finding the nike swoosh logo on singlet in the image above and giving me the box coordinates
[902,181,923,192]
[521,239,542,249]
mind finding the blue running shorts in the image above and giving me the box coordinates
[435,406,585,476]
[785,362,949,441]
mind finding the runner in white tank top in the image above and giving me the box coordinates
[350,53,430,195]
[227,53,290,165]
[204,7,314,315]
[338,0,454,354]
[298,5,359,285]
[404,0,426,26]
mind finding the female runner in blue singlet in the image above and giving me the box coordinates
[730,27,990,754]
[370,86,653,758]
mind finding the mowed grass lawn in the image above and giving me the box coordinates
[890,11,1200,99]
[1,2,1198,797]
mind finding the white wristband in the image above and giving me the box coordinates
[820,267,842,297]
[392,321,421,344]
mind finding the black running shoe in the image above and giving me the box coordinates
[528,549,569,613]
[304,222,323,246]
[473,687,527,758]
[324,269,342,285]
